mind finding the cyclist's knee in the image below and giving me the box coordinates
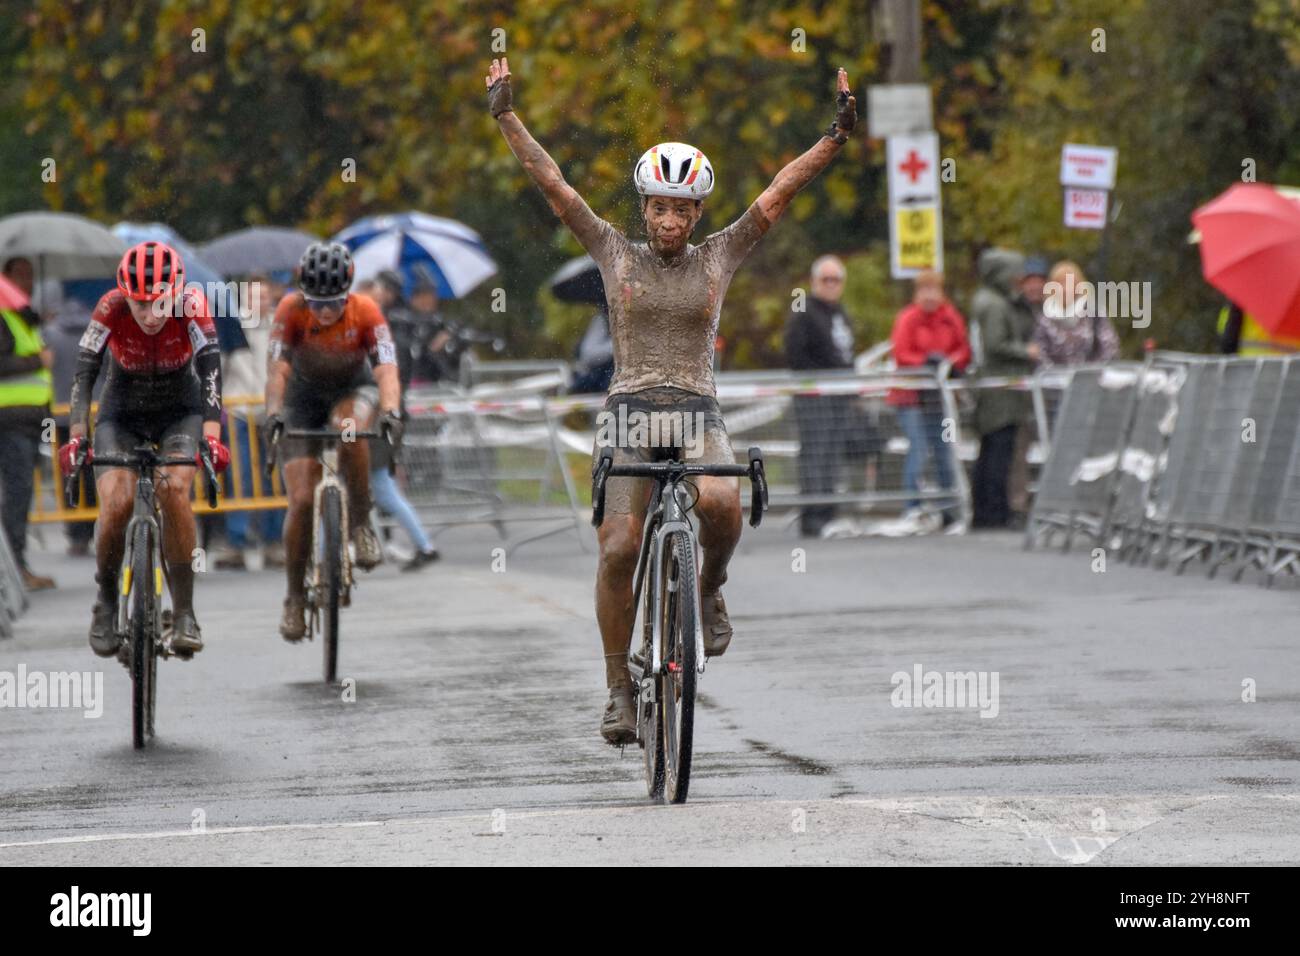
[597,519,640,581]
[156,471,193,507]
[696,481,741,533]
[285,483,314,513]
[96,472,134,522]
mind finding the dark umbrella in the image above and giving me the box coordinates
[548,255,606,305]
[199,226,319,277]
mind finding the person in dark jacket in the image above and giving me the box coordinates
[970,248,1039,529]
[407,270,453,385]
[0,256,56,589]
[42,281,103,556]
[570,301,615,394]
[784,255,872,537]
[369,270,439,570]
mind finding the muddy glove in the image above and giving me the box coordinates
[825,70,858,144]
[487,60,513,118]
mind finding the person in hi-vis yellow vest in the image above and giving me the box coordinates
[0,296,56,591]
[1218,303,1300,356]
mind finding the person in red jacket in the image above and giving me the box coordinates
[888,271,970,526]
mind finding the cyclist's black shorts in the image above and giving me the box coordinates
[281,381,380,461]
[592,386,735,516]
[92,412,203,464]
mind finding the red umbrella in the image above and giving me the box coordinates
[0,272,29,311]
[1192,183,1300,335]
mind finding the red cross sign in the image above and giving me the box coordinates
[898,150,930,183]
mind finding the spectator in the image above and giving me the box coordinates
[369,436,439,571]
[369,270,440,570]
[971,248,1038,529]
[570,298,614,394]
[784,254,872,537]
[408,269,453,385]
[888,270,970,528]
[0,256,55,590]
[1036,260,1120,366]
[41,281,99,556]
[372,270,417,399]
[214,275,286,570]
[1021,256,1049,325]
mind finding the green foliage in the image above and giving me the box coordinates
[5,0,1300,359]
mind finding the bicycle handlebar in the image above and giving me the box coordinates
[280,429,384,440]
[263,427,390,478]
[591,446,769,530]
[65,444,220,509]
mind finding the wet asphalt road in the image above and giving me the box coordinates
[2,522,1298,865]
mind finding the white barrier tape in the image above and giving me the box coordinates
[1071,452,1119,484]
[1099,367,1140,389]
[406,374,1057,417]
[1120,448,1157,483]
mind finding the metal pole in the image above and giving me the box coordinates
[878,0,923,83]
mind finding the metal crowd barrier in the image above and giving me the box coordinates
[29,396,284,525]
[1027,352,1300,586]
[0,523,28,638]
[28,371,1055,555]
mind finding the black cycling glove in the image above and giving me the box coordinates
[380,410,405,450]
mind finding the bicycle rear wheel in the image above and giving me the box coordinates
[128,521,157,750]
[660,530,698,804]
[321,486,343,684]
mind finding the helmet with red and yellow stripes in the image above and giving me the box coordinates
[633,142,714,200]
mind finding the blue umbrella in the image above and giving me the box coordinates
[332,212,497,299]
[112,222,246,351]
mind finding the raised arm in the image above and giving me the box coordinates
[485,57,581,218]
[755,68,858,225]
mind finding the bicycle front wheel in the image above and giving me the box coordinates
[128,521,157,750]
[321,486,343,684]
[660,530,698,804]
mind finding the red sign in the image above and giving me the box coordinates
[898,150,930,184]
[1064,187,1108,230]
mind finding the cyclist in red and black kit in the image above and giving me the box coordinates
[60,242,230,658]
[265,242,403,641]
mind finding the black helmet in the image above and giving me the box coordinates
[298,242,354,298]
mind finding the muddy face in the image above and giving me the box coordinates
[642,196,703,258]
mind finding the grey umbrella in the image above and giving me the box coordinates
[199,226,319,277]
[0,211,127,280]
[548,254,606,305]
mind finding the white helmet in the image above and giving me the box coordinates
[633,142,714,199]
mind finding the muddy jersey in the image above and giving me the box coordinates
[71,288,222,429]
[560,194,770,398]
[269,292,396,400]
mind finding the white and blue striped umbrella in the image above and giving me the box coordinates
[331,212,497,299]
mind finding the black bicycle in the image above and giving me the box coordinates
[66,444,218,749]
[592,445,768,803]
[267,427,386,683]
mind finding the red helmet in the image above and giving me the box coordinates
[117,242,186,302]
